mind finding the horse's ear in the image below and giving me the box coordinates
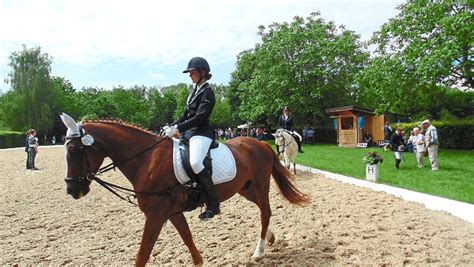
[271,133,277,137]
[60,113,80,135]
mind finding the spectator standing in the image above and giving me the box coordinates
[412,127,426,168]
[302,127,308,144]
[307,128,315,144]
[422,119,439,171]
[27,129,39,170]
[25,130,31,169]
[52,136,56,145]
[390,127,405,170]
[407,130,416,152]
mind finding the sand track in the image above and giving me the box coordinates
[1,147,473,265]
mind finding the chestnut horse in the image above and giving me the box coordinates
[60,115,309,266]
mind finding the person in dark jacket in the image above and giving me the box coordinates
[390,127,406,170]
[277,106,303,153]
[163,57,219,220]
[25,129,31,169]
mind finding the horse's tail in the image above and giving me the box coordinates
[267,143,310,205]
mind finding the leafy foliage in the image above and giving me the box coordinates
[229,12,369,127]
[372,1,473,90]
[357,2,474,118]
[1,46,57,133]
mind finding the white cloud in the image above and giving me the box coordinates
[0,0,404,90]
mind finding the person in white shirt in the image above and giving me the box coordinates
[422,119,439,171]
[412,127,426,168]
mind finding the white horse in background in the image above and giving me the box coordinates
[272,128,298,174]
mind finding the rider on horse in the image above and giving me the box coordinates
[163,57,220,220]
[277,106,303,153]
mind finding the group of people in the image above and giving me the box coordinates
[25,129,39,170]
[214,127,268,141]
[389,119,439,171]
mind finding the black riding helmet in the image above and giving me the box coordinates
[183,57,211,73]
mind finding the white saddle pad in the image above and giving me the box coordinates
[172,138,237,185]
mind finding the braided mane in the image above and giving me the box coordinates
[82,118,158,136]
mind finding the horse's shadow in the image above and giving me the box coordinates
[247,237,337,265]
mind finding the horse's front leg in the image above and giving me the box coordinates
[136,211,167,267]
[284,154,290,170]
[170,213,203,266]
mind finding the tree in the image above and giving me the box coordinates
[357,2,473,118]
[1,46,57,132]
[229,12,369,127]
[372,2,473,90]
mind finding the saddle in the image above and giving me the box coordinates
[178,136,219,184]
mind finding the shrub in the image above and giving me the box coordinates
[298,127,337,144]
[397,120,474,149]
[0,131,25,149]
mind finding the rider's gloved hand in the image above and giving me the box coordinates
[164,125,179,137]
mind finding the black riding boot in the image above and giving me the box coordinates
[296,137,304,153]
[197,169,220,220]
[395,159,401,169]
[275,144,280,156]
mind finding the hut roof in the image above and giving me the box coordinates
[325,105,374,115]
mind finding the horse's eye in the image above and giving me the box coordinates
[68,146,81,153]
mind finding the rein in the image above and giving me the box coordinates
[69,128,171,206]
[278,131,293,150]
[91,136,170,205]
[96,136,166,175]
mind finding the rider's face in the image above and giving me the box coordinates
[189,70,201,84]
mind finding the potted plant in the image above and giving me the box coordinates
[363,151,383,182]
[363,151,384,165]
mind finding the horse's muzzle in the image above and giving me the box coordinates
[65,177,91,199]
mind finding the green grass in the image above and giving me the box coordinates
[270,141,474,204]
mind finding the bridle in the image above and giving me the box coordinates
[276,130,293,153]
[65,125,170,205]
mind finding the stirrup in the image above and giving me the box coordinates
[198,208,221,221]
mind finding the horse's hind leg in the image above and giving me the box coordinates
[238,181,274,259]
[170,213,203,266]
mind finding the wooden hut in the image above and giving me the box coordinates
[326,106,384,148]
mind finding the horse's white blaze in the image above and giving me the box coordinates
[251,238,266,259]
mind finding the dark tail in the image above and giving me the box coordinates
[267,143,310,205]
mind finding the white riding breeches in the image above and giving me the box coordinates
[189,135,212,174]
[292,131,302,141]
[394,151,402,160]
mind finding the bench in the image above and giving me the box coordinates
[356,142,368,148]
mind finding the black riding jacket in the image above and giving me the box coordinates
[277,115,294,131]
[174,83,216,140]
[390,132,405,152]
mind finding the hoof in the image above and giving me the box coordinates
[251,255,262,262]
[265,231,275,246]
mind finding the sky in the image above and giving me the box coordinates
[0,0,405,93]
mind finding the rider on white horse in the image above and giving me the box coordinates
[277,106,303,153]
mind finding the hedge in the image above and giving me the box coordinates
[0,131,26,149]
[397,120,474,149]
